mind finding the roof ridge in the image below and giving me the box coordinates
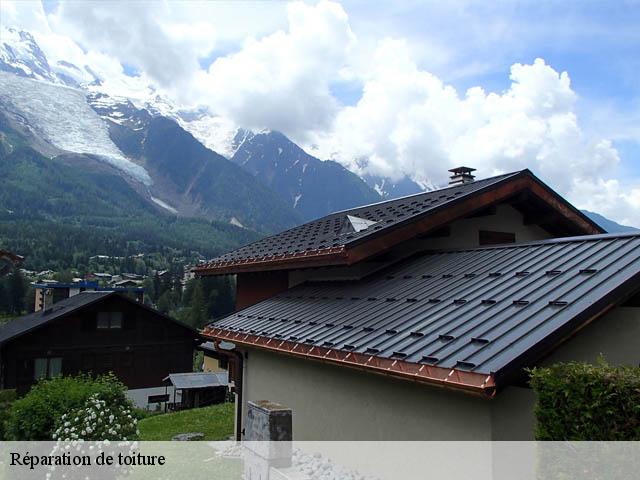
[327,170,525,216]
[195,170,528,269]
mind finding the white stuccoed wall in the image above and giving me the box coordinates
[239,305,640,441]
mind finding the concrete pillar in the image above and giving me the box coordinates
[244,400,293,479]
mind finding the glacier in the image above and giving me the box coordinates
[0,73,152,185]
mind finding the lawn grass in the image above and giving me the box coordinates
[138,402,235,441]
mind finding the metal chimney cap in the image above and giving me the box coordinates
[448,166,477,174]
[448,166,476,185]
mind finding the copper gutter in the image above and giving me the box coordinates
[202,327,497,397]
[193,246,347,276]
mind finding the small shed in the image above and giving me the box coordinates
[163,372,228,410]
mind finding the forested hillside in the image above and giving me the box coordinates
[0,117,259,272]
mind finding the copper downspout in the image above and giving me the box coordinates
[212,339,244,440]
[204,327,496,398]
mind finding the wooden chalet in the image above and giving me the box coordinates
[0,291,200,396]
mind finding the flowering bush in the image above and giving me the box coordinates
[5,373,131,440]
[53,393,139,441]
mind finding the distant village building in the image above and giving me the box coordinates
[111,279,140,289]
[197,341,231,373]
[0,292,200,408]
[33,280,144,312]
[0,249,22,277]
[196,167,640,441]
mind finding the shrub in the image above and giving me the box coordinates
[52,393,138,441]
[0,389,16,440]
[4,373,131,440]
[529,359,640,440]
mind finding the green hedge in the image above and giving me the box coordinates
[0,389,16,440]
[4,373,130,440]
[529,359,640,440]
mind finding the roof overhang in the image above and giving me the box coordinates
[202,326,497,397]
[194,171,602,276]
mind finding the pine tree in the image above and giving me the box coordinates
[7,268,26,315]
[156,291,173,314]
[188,280,207,329]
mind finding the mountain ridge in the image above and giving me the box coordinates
[230,130,381,221]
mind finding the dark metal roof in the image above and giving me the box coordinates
[205,232,640,389]
[194,169,603,274]
[197,172,521,266]
[0,291,112,344]
[163,372,228,389]
[0,291,197,344]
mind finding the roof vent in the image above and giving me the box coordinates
[448,166,476,185]
[339,215,377,234]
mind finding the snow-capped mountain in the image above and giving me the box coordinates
[0,72,152,184]
[230,130,381,221]
[1,26,428,217]
[361,173,425,199]
[0,27,97,86]
[0,27,300,233]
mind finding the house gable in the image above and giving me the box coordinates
[0,293,199,392]
[194,169,603,276]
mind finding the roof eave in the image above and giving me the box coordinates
[202,326,496,397]
[193,247,348,276]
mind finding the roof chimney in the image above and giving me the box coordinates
[448,166,476,185]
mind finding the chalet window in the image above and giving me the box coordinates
[479,230,516,246]
[97,311,123,329]
[34,357,62,380]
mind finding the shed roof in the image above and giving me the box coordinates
[163,372,228,389]
[194,170,602,275]
[203,232,640,395]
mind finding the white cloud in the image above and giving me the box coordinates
[47,1,212,94]
[0,0,49,33]
[193,0,355,137]
[304,45,633,223]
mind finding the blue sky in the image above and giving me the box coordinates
[338,1,640,207]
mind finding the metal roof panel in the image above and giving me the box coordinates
[206,233,640,384]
